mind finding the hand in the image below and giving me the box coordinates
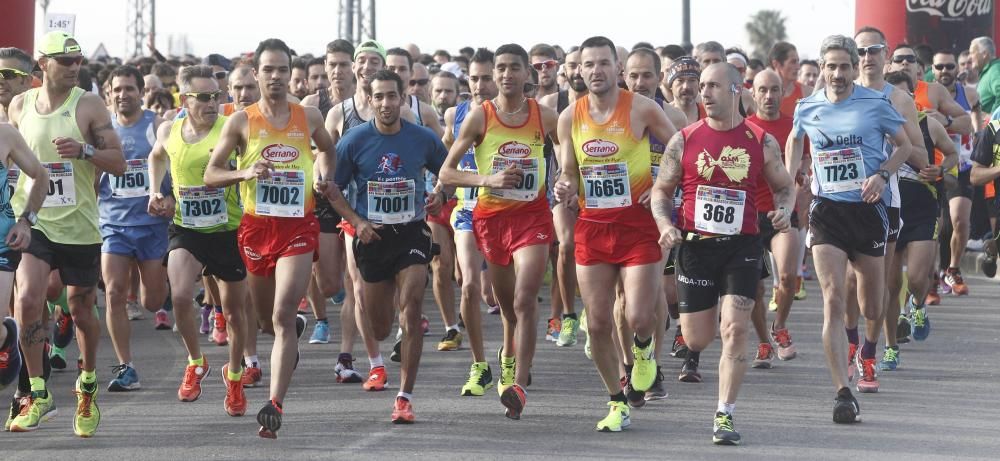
[768,208,791,232]
[924,109,946,126]
[861,174,886,204]
[425,190,444,216]
[159,195,177,218]
[658,225,683,249]
[918,165,942,182]
[5,220,31,251]
[53,137,83,159]
[553,180,575,203]
[486,164,523,189]
[147,192,171,217]
[245,160,274,181]
[638,190,651,209]
[353,219,382,244]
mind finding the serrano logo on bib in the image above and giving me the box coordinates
[261,144,300,163]
[582,139,619,157]
[497,141,531,158]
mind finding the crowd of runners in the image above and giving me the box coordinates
[1,25,998,445]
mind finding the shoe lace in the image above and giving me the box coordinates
[215,312,226,329]
[17,395,35,417]
[560,319,577,337]
[338,355,356,370]
[501,360,515,384]
[367,367,384,383]
[756,343,772,359]
[861,358,877,381]
[674,335,687,347]
[882,348,898,363]
[773,329,792,347]
[465,365,484,387]
[110,364,128,378]
[950,269,965,285]
[715,413,734,432]
[912,309,926,328]
[182,365,201,388]
[75,388,94,418]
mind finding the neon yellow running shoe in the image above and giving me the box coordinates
[556,316,579,347]
[596,401,631,432]
[497,347,515,396]
[768,287,778,312]
[9,390,57,432]
[460,362,494,396]
[73,378,101,438]
[630,339,656,392]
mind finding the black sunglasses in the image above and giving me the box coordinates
[933,63,956,71]
[214,71,228,80]
[892,55,917,64]
[0,68,29,80]
[184,91,221,103]
[856,44,886,56]
[409,78,429,86]
[46,55,84,67]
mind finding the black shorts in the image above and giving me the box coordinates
[165,225,247,282]
[0,249,21,272]
[897,180,940,248]
[758,211,800,251]
[944,170,974,201]
[675,234,763,314]
[807,198,888,260]
[314,197,342,234]
[886,206,900,243]
[24,229,101,287]
[663,247,677,276]
[353,220,434,283]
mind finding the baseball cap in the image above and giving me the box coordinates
[667,57,701,86]
[38,31,81,56]
[202,53,232,71]
[354,39,386,61]
[440,62,464,79]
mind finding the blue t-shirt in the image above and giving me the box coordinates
[792,85,905,203]
[335,119,448,223]
[99,110,171,226]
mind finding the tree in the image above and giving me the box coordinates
[746,9,787,62]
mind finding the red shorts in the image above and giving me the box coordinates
[237,213,319,277]
[426,198,458,233]
[574,220,662,267]
[473,211,554,266]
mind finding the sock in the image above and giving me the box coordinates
[227,366,244,381]
[80,369,97,385]
[245,355,259,368]
[845,327,859,346]
[369,354,384,370]
[127,294,138,303]
[18,357,30,394]
[189,355,205,366]
[610,391,627,403]
[447,323,459,332]
[317,318,328,324]
[888,344,899,351]
[633,335,652,349]
[214,305,222,314]
[624,363,633,375]
[688,350,700,363]
[860,339,877,360]
[397,391,413,401]
[562,313,578,320]
[668,303,679,320]
[717,401,736,415]
[29,376,46,393]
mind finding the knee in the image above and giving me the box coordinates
[777,272,797,290]
[719,319,747,343]
[684,332,713,352]
[587,313,613,337]
[558,242,575,261]
[626,308,653,332]
[460,279,480,301]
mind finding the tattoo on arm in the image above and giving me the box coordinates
[92,122,114,149]
[653,134,684,223]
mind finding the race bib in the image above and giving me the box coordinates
[255,170,306,217]
[459,159,478,211]
[179,185,228,229]
[367,179,415,224]
[489,156,539,201]
[694,185,745,235]
[581,162,632,209]
[815,147,865,193]
[6,167,19,200]
[651,153,662,180]
[41,162,76,208]
[111,159,150,198]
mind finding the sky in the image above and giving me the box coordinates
[32,0,856,60]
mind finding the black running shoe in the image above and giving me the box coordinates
[833,387,861,423]
[257,400,283,438]
[295,314,307,340]
[624,375,645,409]
[982,254,997,279]
[896,315,912,344]
[670,327,688,359]
[712,412,741,445]
[644,367,668,401]
[390,339,402,363]
[678,356,701,383]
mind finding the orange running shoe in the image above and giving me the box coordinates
[925,280,941,306]
[855,354,880,393]
[363,366,387,391]
[178,359,210,402]
[212,311,228,345]
[222,364,247,417]
[242,365,262,388]
[944,268,969,296]
[545,318,560,342]
[391,397,415,424]
[297,298,309,314]
[500,384,526,420]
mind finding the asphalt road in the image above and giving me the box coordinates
[2,266,999,460]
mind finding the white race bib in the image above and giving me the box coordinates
[179,186,228,229]
[6,167,19,200]
[489,156,539,201]
[40,162,76,208]
[255,170,306,217]
[367,179,415,224]
[581,162,632,209]
[815,147,865,194]
[694,185,745,235]
[111,158,150,198]
[459,159,478,211]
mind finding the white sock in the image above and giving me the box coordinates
[369,354,384,369]
[447,324,460,332]
[397,391,413,401]
[246,355,259,368]
[717,401,736,415]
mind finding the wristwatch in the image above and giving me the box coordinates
[79,143,95,160]
[19,210,37,226]
[876,169,890,182]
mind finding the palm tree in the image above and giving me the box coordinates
[746,10,788,61]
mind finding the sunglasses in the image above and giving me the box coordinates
[0,68,29,80]
[531,60,558,71]
[184,91,221,102]
[45,54,84,67]
[892,55,917,64]
[410,78,429,86]
[933,63,956,71]
[856,44,886,56]
[214,71,228,80]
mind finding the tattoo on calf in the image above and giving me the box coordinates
[23,320,48,346]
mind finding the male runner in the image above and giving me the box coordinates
[223,66,261,115]
[7,32,127,437]
[439,43,560,420]
[668,58,705,125]
[290,58,310,101]
[652,62,794,444]
[0,48,35,123]
[302,40,356,120]
[798,60,820,88]
[529,44,560,100]
[769,42,813,118]
[409,63,432,104]
[553,36,677,432]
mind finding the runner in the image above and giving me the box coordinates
[529,44,560,100]
[7,32,127,437]
[439,43,560,420]
[0,48,35,123]
[302,40,356,120]
[222,66,260,115]
[552,36,678,431]
[332,69,449,423]
[798,59,820,88]
[652,62,794,444]
[769,42,813,118]
[787,34,914,423]
[668,57,705,125]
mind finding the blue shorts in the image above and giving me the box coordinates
[101,222,169,261]
[452,208,474,232]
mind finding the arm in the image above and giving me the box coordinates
[927,116,959,175]
[442,107,457,148]
[661,102,689,133]
[889,89,929,170]
[971,122,1000,186]
[552,108,579,204]
[419,104,444,138]
[929,83,972,135]
[785,135,808,185]
[438,106,515,189]
[860,125,913,203]
[967,86,985,132]
[641,97,677,147]
[761,134,794,230]
[651,132,684,248]
[147,121,174,217]
[204,113,256,188]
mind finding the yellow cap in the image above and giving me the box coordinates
[38,31,81,56]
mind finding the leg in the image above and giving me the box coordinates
[428,222,457,329]
[770,230,799,330]
[576,263,620,394]
[510,244,548,386]
[166,250,204,361]
[882,246,906,349]
[456,232,486,363]
[14,255,50,378]
[267,252,313,403]
[751,280,769,343]
[813,244,850,391]
[949,197,972,270]
[346,234,383,362]
[487,262,517,360]
[218,279,247,375]
[67,284,99,373]
[718,294,754,405]
[102,254,134,364]
[396,264,429,394]
[136,259,168,314]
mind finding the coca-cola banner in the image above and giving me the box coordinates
[906,0,994,52]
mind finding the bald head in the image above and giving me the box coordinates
[404,43,421,62]
[700,63,743,120]
[143,74,163,95]
[704,62,743,88]
[752,69,783,118]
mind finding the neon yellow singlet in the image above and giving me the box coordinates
[165,115,242,232]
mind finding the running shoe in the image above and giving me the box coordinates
[497,346,515,396]
[767,287,778,312]
[126,299,144,320]
[855,349,879,393]
[545,318,560,342]
[154,309,171,330]
[178,359,210,402]
[437,328,463,351]
[712,412,740,445]
[670,326,688,359]
[73,378,100,438]
[390,339,402,362]
[332,289,346,305]
[644,367,668,401]
[107,364,141,392]
[297,298,309,314]
[833,387,861,424]
[596,400,630,432]
[912,306,930,341]
[420,315,430,336]
[623,374,645,409]
[793,276,806,300]
[334,353,363,383]
[5,396,26,431]
[847,342,858,382]
[556,316,579,347]
[309,320,330,344]
[630,339,656,391]
[53,309,74,348]
[500,384,526,420]
[936,270,951,296]
[751,342,775,369]
[222,364,247,417]
[925,280,942,305]
[461,362,494,396]
[770,327,797,360]
[391,396,415,424]
[212,311,228,346]
[241,363,262,388]
[487,304,500,315]
[943,267,969,296]
[296,314,307,339]
[50,345,67,371]
[896,313,912,344]
[0,319,21,388]
[199,305,212,335]
[8,389,56,432]
[981,253,998,278]
[878,346,899,371]
[363,366,387,391]
[257,400,282,439]
[678,355,701,383]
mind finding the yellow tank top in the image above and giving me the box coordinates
[165,115,242,232]
[239,103,315,218]
[473,99,548,218]
[12,87,101,244]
